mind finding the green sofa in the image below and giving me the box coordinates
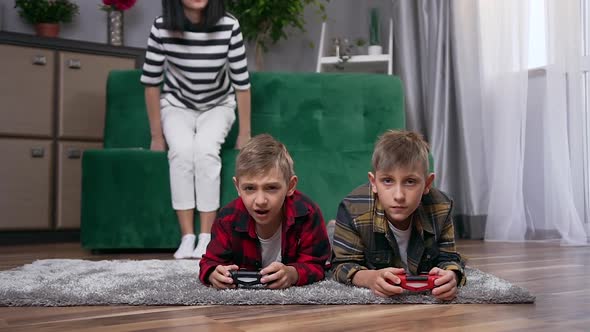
[81,70,405,249]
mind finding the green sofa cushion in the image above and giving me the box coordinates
[225,72,404,151]
[81,149,179,248]
[103,70,405,152]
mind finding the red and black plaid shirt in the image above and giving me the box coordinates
[199,190,331,286]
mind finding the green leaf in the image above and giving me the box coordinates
[226,0,329,53]
[14,0,79,24]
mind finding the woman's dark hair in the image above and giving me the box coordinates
[161,0,226,31]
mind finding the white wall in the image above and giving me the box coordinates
[0,0,391,72]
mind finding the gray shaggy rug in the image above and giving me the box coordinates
[0,259,535,306]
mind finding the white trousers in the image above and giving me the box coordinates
[161,98,236,211]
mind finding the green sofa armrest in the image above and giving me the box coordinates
[81,149,180,249]
[81,148,241,249]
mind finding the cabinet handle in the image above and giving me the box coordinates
[67,59,81,69]
[32,55,47,66]
[66,148,82,159]
[31,147,45,158]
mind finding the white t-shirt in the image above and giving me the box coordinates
[258,225,282,268]
[388,222,412,268]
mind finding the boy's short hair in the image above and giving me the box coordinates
[372,130,430,175]
[236,134,295,183]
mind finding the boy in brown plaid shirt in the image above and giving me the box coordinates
[331,130,465,300]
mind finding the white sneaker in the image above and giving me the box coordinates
[174,234,196,259]
[192,233,211,259]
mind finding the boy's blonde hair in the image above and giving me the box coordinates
[235,134,295,183]
[372,130,430,175]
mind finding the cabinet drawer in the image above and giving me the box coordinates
[0,138,53,230]
[56,141,102,229]
[0,45,54,137]
[58,51,135,140]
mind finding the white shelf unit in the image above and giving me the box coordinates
[316,17,393,75]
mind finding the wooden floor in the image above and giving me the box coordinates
[0,240,588,332]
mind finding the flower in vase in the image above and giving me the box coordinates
[100,0,137,11]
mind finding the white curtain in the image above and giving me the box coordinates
[451,0,588,245]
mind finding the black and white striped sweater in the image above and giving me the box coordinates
[140,14,250,111]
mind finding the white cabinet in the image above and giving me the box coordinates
[56,141,102,229]
[58,51,135,140]
[0,138,53,230]
[0,45,55,137]
[0,32,143,231]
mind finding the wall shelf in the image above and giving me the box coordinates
[316,13,393,75]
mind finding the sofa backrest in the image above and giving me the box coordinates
[104,70,405,219]
[104,70,150,149]
[223,72,405,151]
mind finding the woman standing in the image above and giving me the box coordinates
[141,0,251,259]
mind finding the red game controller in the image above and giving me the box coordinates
[391,274,440,292]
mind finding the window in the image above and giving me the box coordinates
[528,0,547,68]
[529,0,590,227]
[582,0,590,228]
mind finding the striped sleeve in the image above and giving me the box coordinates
[140,19,165,86]
[227,19,250,90]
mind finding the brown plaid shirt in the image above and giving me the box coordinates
[331,183,466,285]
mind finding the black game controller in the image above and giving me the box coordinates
[230,270,265,288]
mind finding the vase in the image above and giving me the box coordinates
[35,23,60,38]
[368,45,382,56]
[107,10,124,46]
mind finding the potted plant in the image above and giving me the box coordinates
[226,0,330,70]
[368,8,382,55]
[14,0,79,38]
[354,37,367,55]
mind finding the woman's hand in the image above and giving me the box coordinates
[235,134,251,149]
[150,136,166,151]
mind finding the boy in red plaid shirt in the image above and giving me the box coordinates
[199,134,331,289]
